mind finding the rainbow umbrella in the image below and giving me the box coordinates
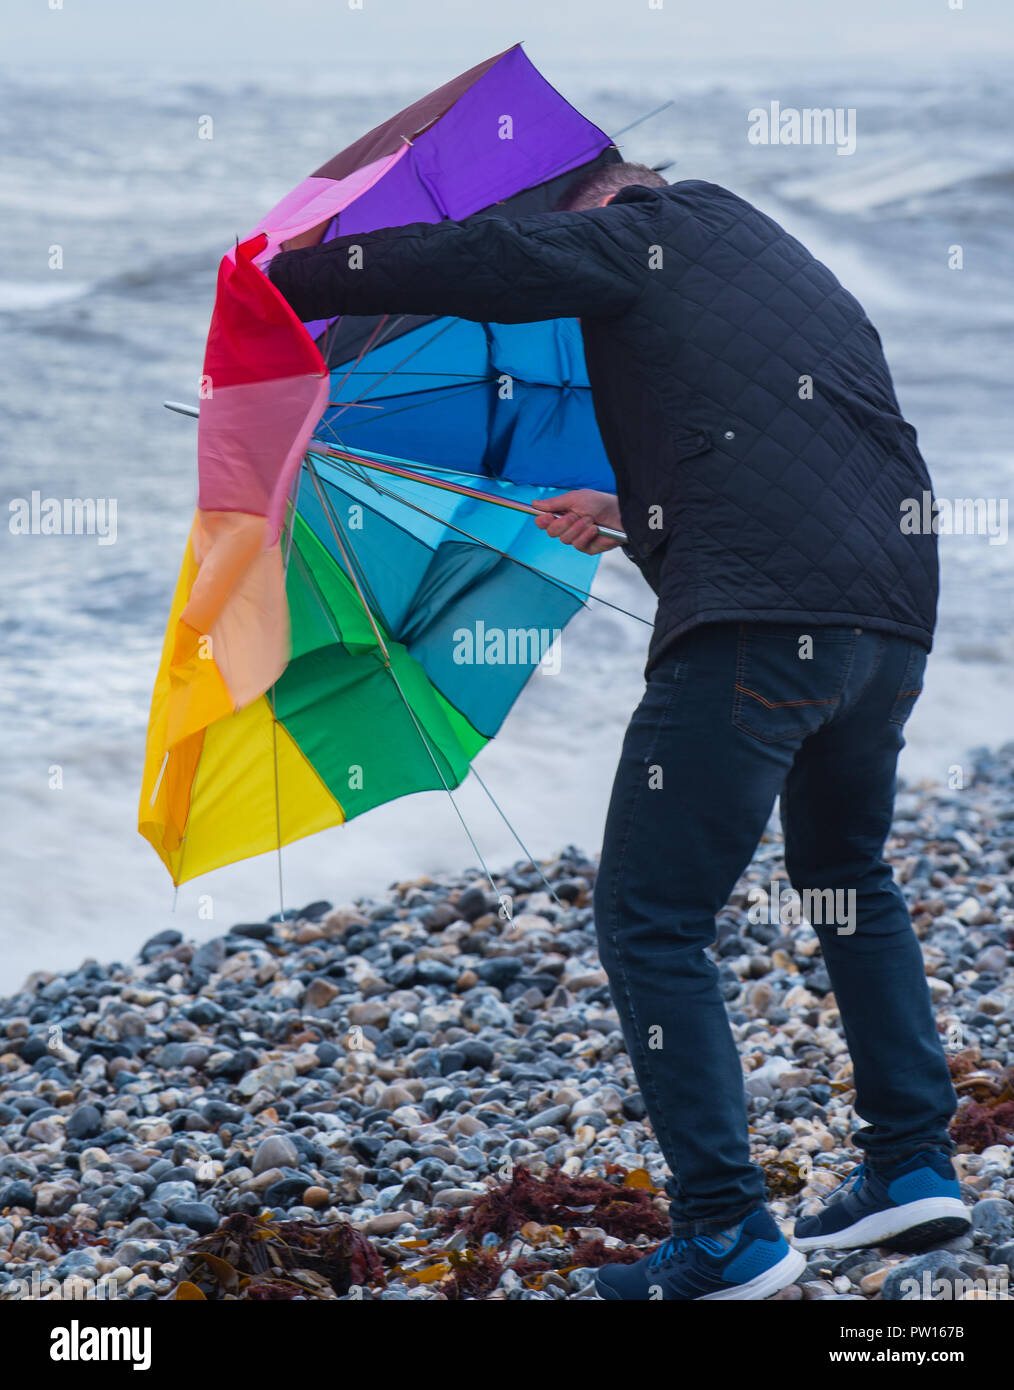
[139,44,627,888]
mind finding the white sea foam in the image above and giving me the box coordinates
[0,279,92,311]
[776,148,1005,215]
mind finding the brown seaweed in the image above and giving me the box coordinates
[171,1211,386,1300]
[762,1159,809,1197]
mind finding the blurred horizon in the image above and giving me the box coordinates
[5,0,1014,71]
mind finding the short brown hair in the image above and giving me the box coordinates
[556,161,667,211]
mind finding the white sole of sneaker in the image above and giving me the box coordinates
[791,1197,971,1252]
[696,1246,807,1300]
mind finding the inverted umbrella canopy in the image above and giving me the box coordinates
[139,44,622,886]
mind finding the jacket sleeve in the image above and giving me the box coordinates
[267,203,650,325]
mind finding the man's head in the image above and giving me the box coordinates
[555,161,667,211]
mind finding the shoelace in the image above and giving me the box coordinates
[825,1163,866,1201]
[648,1231,731,1269]
[648,1236,689,1270]
[648,1211,756,1270]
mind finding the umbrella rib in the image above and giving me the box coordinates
[489,98,675,194]
[305,457,392,662]
[466,763,566,911]
[328,316,462,422]
[311,378,494,457]
[328,377,494,434]
[328,312,393,401]
[268,464,310,923]
[281,460,304,574]
[312,450,652,628]
[324,307,411,379]
[313,432,615,501]
[269,686,286,925]
[275,470,302,921]
[323,450,513,484]
[318,441,624,540]
[304,454,393,628]
[611,99,675,139]
[333,369,492,381]
[294,469,512,917]
[378,659,513,921]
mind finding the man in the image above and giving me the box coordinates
[269,161,968,1301]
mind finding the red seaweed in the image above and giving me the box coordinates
[434,1164,669,1244]
[950,1100,1014,1152]
[441,1248,504,1300]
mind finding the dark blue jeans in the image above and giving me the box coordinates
[594,622,958,1237]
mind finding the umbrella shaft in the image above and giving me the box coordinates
[161,405,627,542]
[310,441,628,543]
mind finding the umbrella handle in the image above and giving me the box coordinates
[525,504,626,543]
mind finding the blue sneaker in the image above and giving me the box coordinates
[594,1206,805,1300]
[792,1151,971,1253]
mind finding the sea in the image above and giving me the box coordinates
[1,55,1012,991]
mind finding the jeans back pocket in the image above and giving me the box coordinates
[732,624,855,745]
[888,643,928,726]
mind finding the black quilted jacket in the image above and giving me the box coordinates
[269,181,939,672]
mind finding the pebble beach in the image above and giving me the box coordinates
[1,747,1012,1302]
